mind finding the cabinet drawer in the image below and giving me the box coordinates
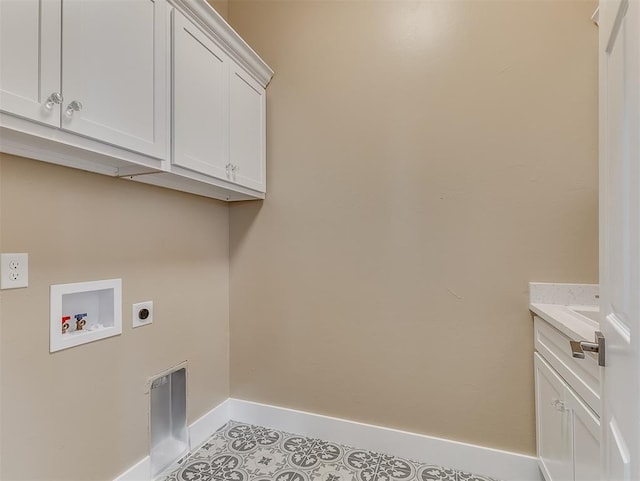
[534,316,600,415]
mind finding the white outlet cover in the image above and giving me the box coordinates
[1,253,28,289]
[133,301,153,328]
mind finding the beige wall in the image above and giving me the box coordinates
[228,0,599,455]
[208,0,229,20]
[0,1,597,478]
[0,154,230,480]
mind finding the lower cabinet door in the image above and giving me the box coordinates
[535,354,574,481]
[566,384,601,481]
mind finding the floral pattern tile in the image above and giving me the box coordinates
[159,421,499,481]
[346,451,414,481]
[283,437,343,470]
[244,448,288,476]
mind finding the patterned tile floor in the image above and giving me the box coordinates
[159,421,499,481]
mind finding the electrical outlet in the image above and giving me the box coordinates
[133,301,153,328]
[1,253,28,289]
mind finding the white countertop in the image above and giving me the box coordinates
[529,282,600,341]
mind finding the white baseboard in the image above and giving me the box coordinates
[113,456,151,481]
[189,398,231,449]
[229,398,543,481]
[115,397,542,481]
[113,399,230,481]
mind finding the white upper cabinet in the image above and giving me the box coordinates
[0,0,273,201]
[0,0,62,127]
[229,63,266,192]
[61,0,167,158]
[172,9,229,179]
[171,9,267,194]
[0,0,167,159]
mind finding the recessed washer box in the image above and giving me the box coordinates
[50,279,122,353]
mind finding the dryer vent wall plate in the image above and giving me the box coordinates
[150,366,188,477]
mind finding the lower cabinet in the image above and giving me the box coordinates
[535,353,600,481]
[570,388,600,481]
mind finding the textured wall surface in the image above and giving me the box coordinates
[0,154,230,480]
[228,0,599,455]
[0,1,598,479]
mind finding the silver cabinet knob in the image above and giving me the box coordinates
[225,163,232,177]
[231,165,239,173]
[45,92,63,109]
[66,100,83,116]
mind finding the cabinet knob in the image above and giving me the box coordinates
[65,100,83,116]
[45,92,63,110]
[226,164,239,179]
[551,399,568,413]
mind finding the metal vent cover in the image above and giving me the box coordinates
[150,366,189,477]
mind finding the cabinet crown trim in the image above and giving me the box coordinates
[171,0,274,87]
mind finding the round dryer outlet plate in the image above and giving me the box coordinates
[133,301,153,327]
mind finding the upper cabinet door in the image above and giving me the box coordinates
[0,0,62,126]
[229,64,266,192]
[172,9,229,179]
[61,0,168,159]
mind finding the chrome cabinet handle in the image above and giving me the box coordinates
[66,100,83,116]
[45,92,63,109]
[231,165,239,172]
[570,331,605,367]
